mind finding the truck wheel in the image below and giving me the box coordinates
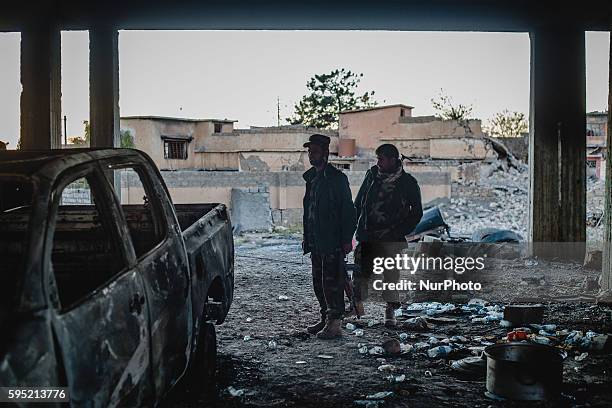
[186,322,217,400]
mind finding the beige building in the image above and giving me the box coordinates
[337,104,494,181]
[338,104,487,159]
[120,116,338,172]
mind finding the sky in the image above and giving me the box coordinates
[0,30,609,148]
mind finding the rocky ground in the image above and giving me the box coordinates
[166,161,612,407]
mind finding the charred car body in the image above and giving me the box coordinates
[0,149,234,406]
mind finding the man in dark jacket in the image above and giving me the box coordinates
[353,143,423,326]
[302,134,356,339]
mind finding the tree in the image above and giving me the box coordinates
[120,129,135,148]
[288,68,377,129]
[431,89,473,121]
[486,110,528,138]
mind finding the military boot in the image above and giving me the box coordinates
[316,318,343,339]
[306,317,326,334]
[354,301,365,318]
[384,304,397,328]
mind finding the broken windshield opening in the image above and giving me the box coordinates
[0,176,34,318]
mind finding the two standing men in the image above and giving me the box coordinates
[302,134,423,339]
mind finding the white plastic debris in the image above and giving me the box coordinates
[243,335,252,341]
[387,374,406,383]
[427,345,454,358]
[267,340,277,349]
[399,332,408,341]
[246,317,254,323]
[358,345,369,354]
[575,352,589,362]
[227,386,245,397]
[317,354,334,359]
[346,323,356,331]
[278,295,289,301]
[354,329,364,337]
[295,360,307,364]
[377,364,396,372]
[366,391,394,400]
[368,346,385,355]
[400,343,413,354]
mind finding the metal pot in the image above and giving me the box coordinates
[484,342,564,401]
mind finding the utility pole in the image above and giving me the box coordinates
[277,97,281,127]
[63,115,67,146]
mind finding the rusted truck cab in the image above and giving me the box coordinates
[0,149,234,406]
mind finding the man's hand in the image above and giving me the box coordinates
[342,242,353,255]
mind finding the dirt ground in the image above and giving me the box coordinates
[168,233,612,408]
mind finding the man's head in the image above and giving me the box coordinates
[375,143,401,173]
[304,134,330,168]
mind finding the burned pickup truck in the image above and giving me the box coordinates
[0,149,234,406]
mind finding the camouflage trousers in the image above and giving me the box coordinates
[353,243,401,307]
[311,251,345,320]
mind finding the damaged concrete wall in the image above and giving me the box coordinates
[492,135,528,163]
[121,170,451,228]
[230,187,272,232]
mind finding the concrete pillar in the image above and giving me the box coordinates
[600,28,612,303]
[528,26,586,258]
[20,26,62,150]
[89,26,119,148]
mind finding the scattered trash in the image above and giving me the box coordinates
[354,400,382,408]
[377,364,396,372]
[386,374,406,383]
[227,386,246,397]
[402,316,429,331]
[532,336,551,345]
[368,320,379,327]
[346,323,357,331]
[524,258,539,267]
[575,352,589,361]
[424,370,433,377]
[499,320,513,328]
[317,354,334,359]
[507,329,529,342]
[369,346,385,356]
[405,302,456,315]
[400,343,414,354]
[243,335,252,341]
[427,345,454,358]
[246,317,254,323]
[413,342,430,351]
[278,295,289,301]
[267,340,277,349]
[468,298,489,307]
[354,329,364,337]
[366,391,394,400]
[295,361,307,364]
[358,345,369,354]
[399,332,409,341]
[382,338,401,355]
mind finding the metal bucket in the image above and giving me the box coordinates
[484,343,564,401]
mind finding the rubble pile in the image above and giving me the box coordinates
[439,159,606,242]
